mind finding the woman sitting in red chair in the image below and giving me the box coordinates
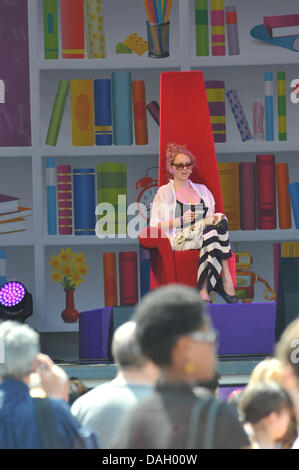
[150,143,238,304]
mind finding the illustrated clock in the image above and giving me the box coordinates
[136,167,158,223]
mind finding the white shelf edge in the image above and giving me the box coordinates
[191,54,299,68]
[40,145,158,157]
[230,229,299,242]
[215,142,299,154]
[0,235,35,246]
[38,57,181,71]
[42,235,139,246]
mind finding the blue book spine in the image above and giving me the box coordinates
[46,157,57,235]
[264,72,274,141]
[73,168,96,235]
[94,79,112,146]
[111,71,133,145]
[288,183,299,229]
[0,249,7,286]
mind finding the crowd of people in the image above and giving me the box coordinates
[1,283,299,450]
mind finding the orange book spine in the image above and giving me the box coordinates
[60,0,85,58]
[103,252,118,307]
[276,162,292,229]
[218,162,240,230]
[132,80,148,145]
[70,80,95,146]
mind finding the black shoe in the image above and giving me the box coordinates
[214,278,239,304]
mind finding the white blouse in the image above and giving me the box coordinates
[150,179,215,237]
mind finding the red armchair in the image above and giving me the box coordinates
[139,71,236,291]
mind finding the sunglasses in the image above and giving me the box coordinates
[188,329,219,345]
[171,162,193,170]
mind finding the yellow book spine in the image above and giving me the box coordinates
[218,162,240,231]
[70,80,95,146]
[84,0,106,59]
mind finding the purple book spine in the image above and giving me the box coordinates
[239,162,256,230]
[0,0,31,146]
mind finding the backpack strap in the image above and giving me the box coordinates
[186,397,223,449]
[33,398,64,449]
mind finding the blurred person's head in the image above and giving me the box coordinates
[248,358,284,387]
[276,318,299,403]
[239,381,292,449]
[133,284,217,385]
[68,378,89,406]
[112,321,159,384]
[0,320,39,383]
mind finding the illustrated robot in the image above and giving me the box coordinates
[235,251,276,303]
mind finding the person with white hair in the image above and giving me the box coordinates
[71,321,159,448]
[0,320,98,449]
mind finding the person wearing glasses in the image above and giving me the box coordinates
[150,142,238,303]
[112,285,250,449]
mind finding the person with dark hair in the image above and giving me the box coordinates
[71,321,159,449]
[150,143,238,303]
[239,381,293,449]
[275,317,299,448]
[112,285,250,449]
[68,378,89,407]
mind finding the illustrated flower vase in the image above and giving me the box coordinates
[61,289,79,323]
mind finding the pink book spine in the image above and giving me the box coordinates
[253,99,265,141]
[273,243,281,296]
[239,162,256,230]
[57,165,72,235]
[210,1,226,56]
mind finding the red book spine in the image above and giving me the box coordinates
[256,154,276,229]
[119,252,138,305]
[239,162,256,230]
[60,0,85,59]
[57,165,72,234]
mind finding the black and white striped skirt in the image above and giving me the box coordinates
[169,213,232,292]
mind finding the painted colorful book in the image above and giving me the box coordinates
[0,249,6,286]
[0,194,19,214]
[94,79,112,146]
[46,80,70,146]
[119,252,138,305]
[60,0,85,58]
[0,217,26,234]
[70,80,95,146]
[205,80,226,143]
[256,154,276,230]
[239,162,256,230]
[194,0,209,56]
[218,162,240,231]
[276,163,292,229]
[132,80,148,145]
[97,162,127,235]
[57,165,72,235]
[146,100,160,126]
[103,252,118,307]
[73,168,96,235]
[277,71,287,141]
[84,0,106,58]
[226,90,252,142]
[225,5,240,55]
[210,0,225,56]
[288,183,299,229]
[111,72,133,145]
[43,0,59,59]
[46,157,57,235]
[0,206,32,223]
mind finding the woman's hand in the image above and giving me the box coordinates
[182,209,196,223]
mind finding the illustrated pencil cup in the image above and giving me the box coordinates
[146,21,169,58]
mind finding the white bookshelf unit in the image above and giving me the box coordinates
[0,0,299,332]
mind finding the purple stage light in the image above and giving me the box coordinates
[0,281,26,308]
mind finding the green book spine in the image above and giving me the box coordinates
[277,71,287,141]
[97,163,127,235]
[195,0,209,56]
[46,80,70,146]
[43,0,59,59]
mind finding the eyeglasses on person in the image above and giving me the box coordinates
[188,329,219,345]
[171,162,193,170]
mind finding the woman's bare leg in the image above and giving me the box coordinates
[199,276,210,301]
[221,259,236,295]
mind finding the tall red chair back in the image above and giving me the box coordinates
[159,70,224,213]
